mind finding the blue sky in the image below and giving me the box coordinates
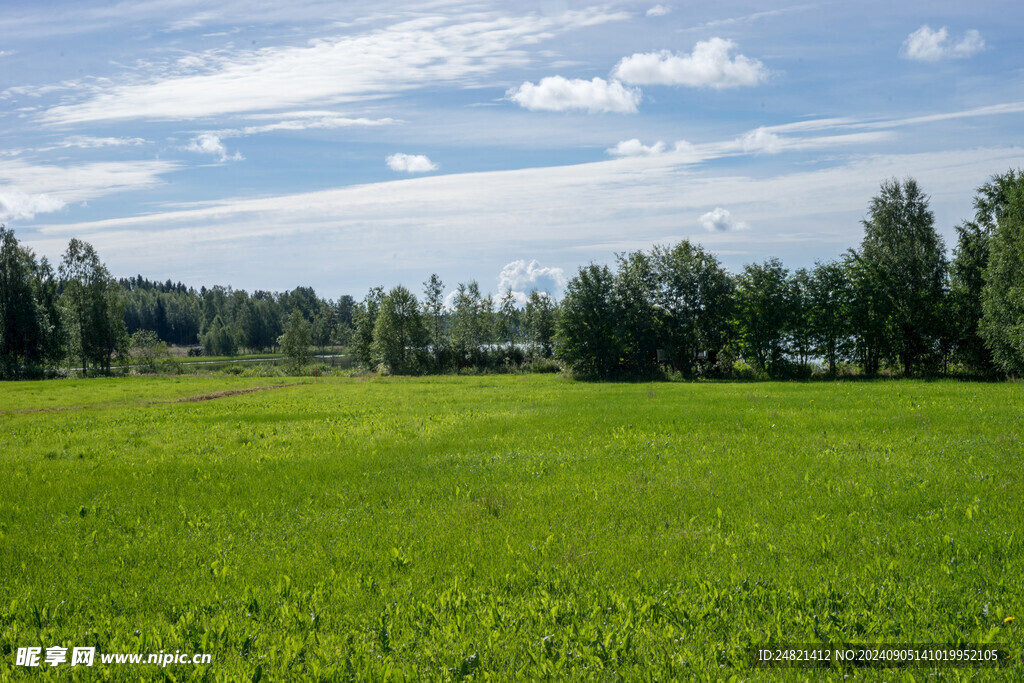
[2,0,1022,302]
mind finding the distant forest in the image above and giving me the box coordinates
[2,170,1023,380]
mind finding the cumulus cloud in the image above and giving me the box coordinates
[497,259,565,302]
[607,138,667,156]
[739,127,783,153]
[0,191,66,221]
[612,38,768,88]
[507,76,641,113]
[185,133,242,162]
[902,25,984,61]
[699,207,748,232]
[647,5,671,17]
[386,153,438,173]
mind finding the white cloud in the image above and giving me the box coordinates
[497,259,565,300]
[607,139,666,156]
[646,5,671,17]
[164,11,219,33]
[612,38,768,88]
[699,207,748,232]
[386,153,437,173]
[0,191,65,221]
[24,143,1024,293]
[235,114,396,135]
[38,136,147,151]
[0,159,178,207]
[902,25,984,61]
[39,8,630,124]
[739,127,783,153]
[507,76,641,113]
[186,133,242,162]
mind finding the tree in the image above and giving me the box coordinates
[199,314,239,356]
[950,170,1023,374]
[652,241,733,375]
[371,285,428,374]
[733,258,791,374]
[129,329,170,374]
[788,268,814,366]
[352,287,383,367]
[58,239,127,375]
[422,274,448,371]
[613,250,661,376]
[449,281,493,368]
[0,227,61,377]
[556,264,620,377]
[807,260,855,375]
[496,288,520,357]
[523,290,557,358]
[980,172,1024,375]
[857,178,947,375]
[280,309,312,369]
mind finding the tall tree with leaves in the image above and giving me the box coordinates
[371,285,428,374]
[449,281,492,368]
[651,241,733,376]
[523,290,557,358]
[352,286,384,367]
[496,288,520,356]
[556,264,620,377]
[788,268,814,366]
[613,250,661,376]
[950,170,1023,374]
[980,172,1024,375]
[733,258,791,374]
[857,178,947,375]
[806,259,854,375]
[0,227,61,377]
[280,309,312,370]
[422,274,448,371]
[58,239,126,375]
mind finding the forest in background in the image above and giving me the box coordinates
[2,170,1023,380]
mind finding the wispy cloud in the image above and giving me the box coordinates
[613,38,768,89]
[386,153,437,173]
[38,8,630,125]
[37,135,147,151]
[164,11,219,33]
[902,25,984,61]
[507,76,641,113]
[646,5,671,17]
[27,144,1024,291]
[0,158,178,222]
[231,113,396,135]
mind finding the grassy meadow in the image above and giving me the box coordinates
[1,374,1022,680]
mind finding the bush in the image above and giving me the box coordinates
[241,363,285,378]
[520,357,561,374]
[731,359,759,380]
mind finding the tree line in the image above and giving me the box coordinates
[2,170,1023,379]
[551,172,1024,379]
[0,234,357,377]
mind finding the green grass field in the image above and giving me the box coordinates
[1,375,1021,680]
